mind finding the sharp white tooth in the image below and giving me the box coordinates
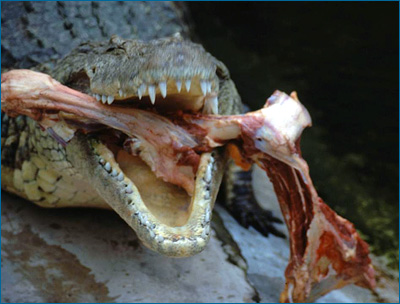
[119,89,123,97]
[107,95,114,105]
[200,80,207,96]
[125,183,133,193]
[185,80,191,92]
[159,81,167,98]
[104,162,111,172]
[95,94,100,101]
[111,168,118,177]
[204,165,212,183]
[203,96,219,114]
[138,83,147,100]
[117,172,124,181]
[101,95,107,104]
[211,96,218,114]
[155,235,164,243]
[207,81,212,93]
[148,85,156,104]
[175,80,182,92]
[205,212,211,223]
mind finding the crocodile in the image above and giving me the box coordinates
[2,3,378,302]
[1,1,281,257]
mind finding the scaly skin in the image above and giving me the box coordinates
[1,34,244,257]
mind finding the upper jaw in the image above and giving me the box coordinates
[71,35,220,112]
[91,75,220,115]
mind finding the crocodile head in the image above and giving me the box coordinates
[49,34,242,257]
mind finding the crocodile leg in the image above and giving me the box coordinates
[223,160,285,238]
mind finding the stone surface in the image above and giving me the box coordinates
[1,192,255,303]
[2,169,398,303]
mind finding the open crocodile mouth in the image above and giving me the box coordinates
[68,73,224,257]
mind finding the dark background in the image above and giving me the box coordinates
[188,2,399,267]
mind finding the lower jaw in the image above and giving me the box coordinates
[66,132,226,257]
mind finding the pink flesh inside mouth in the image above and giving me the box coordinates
[1,69,376,302]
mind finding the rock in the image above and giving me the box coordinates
[1,192,255,303]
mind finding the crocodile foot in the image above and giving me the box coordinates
[224,167,286,238]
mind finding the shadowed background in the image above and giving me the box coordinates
[187,2,399,268]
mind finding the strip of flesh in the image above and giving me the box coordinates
[1,69,375,302]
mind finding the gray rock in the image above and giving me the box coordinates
[1,192,255,303]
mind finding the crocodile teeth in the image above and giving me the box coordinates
[104,162,111,172]
[185,80,191,92]
[125,183,133,194]
[155,235,164,243]
[138,83,147,100]
[101,95,107,104]
[148,85,156,104]
[107,95,114,105]
[176,80,182,92]
[205,211,211,223]
[159,81,167,98]
[95,94,101,101]
[119,89,123,97]
[204,164,212,183]
[117,172,124,181]
[207,81,212,93]
[203,96,219,114]
[111,168,118,177]
[200,80,207,96]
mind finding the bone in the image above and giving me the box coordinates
[1,69,375,302]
